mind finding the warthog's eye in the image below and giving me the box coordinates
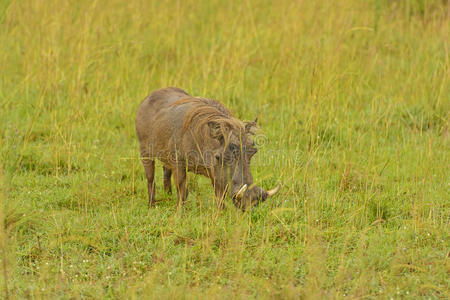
[242,142,257,157]
[229,144,240,157]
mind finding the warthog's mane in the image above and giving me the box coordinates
[171,97,244,140]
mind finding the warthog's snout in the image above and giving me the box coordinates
[232,184,280,210]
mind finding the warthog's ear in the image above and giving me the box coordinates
[245,118,258,134]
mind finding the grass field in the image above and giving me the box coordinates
[1,0,449,298]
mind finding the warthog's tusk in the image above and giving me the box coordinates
[266,184,280,197]
[235,184,248,199]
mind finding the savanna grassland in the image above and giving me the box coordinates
[0,0,449,298]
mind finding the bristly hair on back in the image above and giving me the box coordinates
[170,97,245,141]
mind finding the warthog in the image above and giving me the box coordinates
[135,87,279,210]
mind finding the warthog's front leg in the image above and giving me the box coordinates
[163,166,172,195]
[173,165,188,206]
[211,178,227,209]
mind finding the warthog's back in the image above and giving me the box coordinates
[135,87,191,157]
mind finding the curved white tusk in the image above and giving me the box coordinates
[235,184,248,199]
[266,184,280,197]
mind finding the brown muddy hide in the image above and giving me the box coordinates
[209,121,267,210]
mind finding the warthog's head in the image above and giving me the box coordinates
[176,97,280,210]
[208,118,280,210]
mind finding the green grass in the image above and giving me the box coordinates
[1,0,449,298]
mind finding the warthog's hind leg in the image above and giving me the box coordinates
[163,166,172,195]
[140,150,156,207]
